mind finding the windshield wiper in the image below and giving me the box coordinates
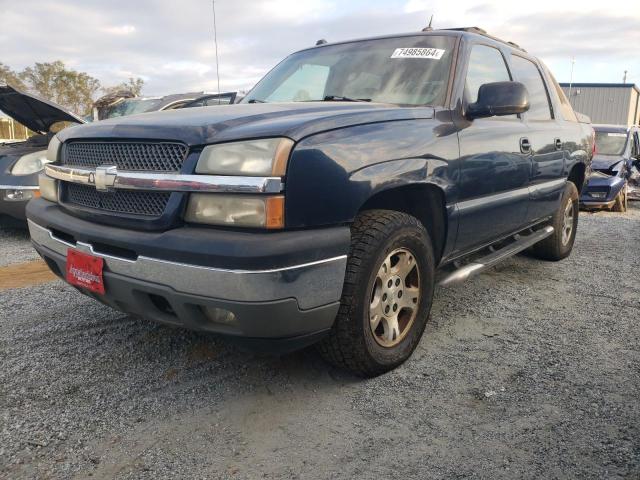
[247,99,266,103]
[323,95,371,103]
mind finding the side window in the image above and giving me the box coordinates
[266,64,330,102]
[465,45,511,103]
[545,66,578,122]
[632,131,639,157]
[510,56,552,121]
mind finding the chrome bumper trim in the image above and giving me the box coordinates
[45,164,283,194]
[0,185,39,190]
[28,220,346,310]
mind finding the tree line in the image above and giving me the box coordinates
[0,61,144,116]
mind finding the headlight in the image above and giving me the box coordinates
[11,150,50,175]
[196,138,294,176]
[46,135,62,162]
[185,194,284,229]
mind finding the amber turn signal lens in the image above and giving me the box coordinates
[265,195,285,229]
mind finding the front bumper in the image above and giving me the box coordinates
[27,200,350,347]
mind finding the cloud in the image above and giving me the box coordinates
[102,24,136,35]
[1,0,639,95]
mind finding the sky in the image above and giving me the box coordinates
[1,0,639,96]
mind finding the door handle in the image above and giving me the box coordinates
[520,137,531,154]
[554,138,563,151]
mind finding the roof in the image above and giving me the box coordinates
[559,83,640,94]
[305,27,525,54]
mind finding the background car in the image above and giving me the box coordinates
[0,84,84,220]
[579,124,640,212]
[92,91,237,120]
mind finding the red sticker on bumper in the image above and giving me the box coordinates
[66,249,105,294]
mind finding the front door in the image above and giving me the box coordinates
[455,44,531,254]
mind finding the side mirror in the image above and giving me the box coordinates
[467,81,530,119]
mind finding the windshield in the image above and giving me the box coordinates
[595,130,628,155]
[242,35,455,107]
[98,98,165,120]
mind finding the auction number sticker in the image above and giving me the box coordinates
[391,48,445,59]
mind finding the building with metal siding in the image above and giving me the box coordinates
[559,83,640,126]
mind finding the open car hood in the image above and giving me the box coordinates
[0,84,84,134]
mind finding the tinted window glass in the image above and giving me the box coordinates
[244,35,456,106]
[510,56,552,120]
[465,45,511,103]
[543,64,577,122]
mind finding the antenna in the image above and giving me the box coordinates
[212,0,221,104]
[568,57,575,98]
[623,70,628,83]
[422,15,434,32]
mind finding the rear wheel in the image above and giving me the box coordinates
[531,181,579,261]
[612,186,627,213]
[317,210,435,377]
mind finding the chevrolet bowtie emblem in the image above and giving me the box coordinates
[91,165,118,192]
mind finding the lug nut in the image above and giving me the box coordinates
[382,293,387,301]
[393,304,398,312]
[395,279,400,286]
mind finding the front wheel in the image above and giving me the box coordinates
[531,181,579,261]
[317,210,435,377]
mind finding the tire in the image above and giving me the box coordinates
[612,186,627,213]
[317,210,435,377]
[531,181,579,261]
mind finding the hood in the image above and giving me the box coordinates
[56,102,435,145]
[0,85,85,134]
[592,154,625,171]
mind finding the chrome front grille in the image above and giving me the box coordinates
[64,141,188,172]
[64,183,170,217]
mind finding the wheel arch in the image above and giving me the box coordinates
[568,162,587,194]
[357,184,448,263]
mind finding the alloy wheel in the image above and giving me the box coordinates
[369,248,420,347]
[561,199,575,246]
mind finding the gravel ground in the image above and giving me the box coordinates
[0,216,39,267]
[0,206,639,479]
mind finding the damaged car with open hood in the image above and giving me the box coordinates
[0,85,84,220]
[580,124,640,212]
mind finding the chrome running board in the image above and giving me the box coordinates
[439,226,554,287]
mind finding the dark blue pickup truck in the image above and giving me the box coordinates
[27,27,593,376]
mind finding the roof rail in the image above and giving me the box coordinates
[442,27,526,52]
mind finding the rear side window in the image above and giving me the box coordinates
[465,45,511,103]
[544,65,578,122]
[510,55,552,120]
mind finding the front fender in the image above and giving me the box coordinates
[284,117,459,228]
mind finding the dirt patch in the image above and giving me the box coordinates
[0,259,58,291]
